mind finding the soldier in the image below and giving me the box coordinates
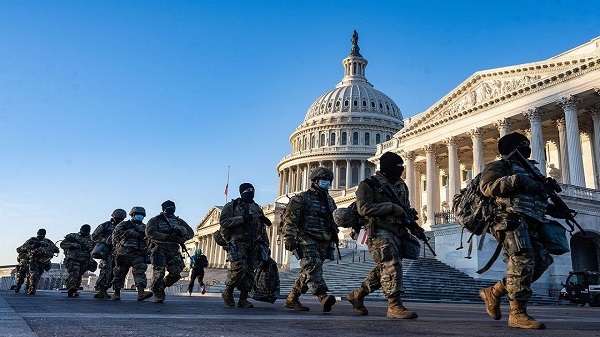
[14,245,30,293]
[91,208,126,299]
[282,167,338,312]
[60,224,95,297]
[347,152,418,319]
[15,229,59,295]
[146,200,194,303]
[187,248,209,295]
[111,206,153,301]
[478,132,561,329]
[219,183,272,308]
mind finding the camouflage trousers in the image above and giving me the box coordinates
[95,255,114,290]
[27,259,48,291]
[65,258,90,289]
[15,258,29,286]
[112,253,148,290]
[225,241,256,292]
[362,228,404,298]
[150,248,184,293]
[292,235,329,296]
[498,225,553,301]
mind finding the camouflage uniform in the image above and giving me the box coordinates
[146,212,194,303]
[91,220,116,295]
[112,218,152,300]
[16,236,59,294]
[14,251,29,293]
[282,180,338,311]
[219,198,270,306]
[60,229,94,296]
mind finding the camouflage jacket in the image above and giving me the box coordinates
[146,214,194,253]
[112,220,147,255]
[282,186,337,241]
[60,233,94,261]
[219,198,269,244]
[17,237,59,262]
[355,171,410,235]
[480,158,549,224]
[91,220,116,247]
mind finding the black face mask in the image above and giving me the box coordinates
[164,206,176,216]
[382,165,404,182]
[241,191,254,201]
[36,236,45,240]
[517,146,531,158]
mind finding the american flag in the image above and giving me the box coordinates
[224,183,228,196]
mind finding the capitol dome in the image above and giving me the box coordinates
[276,31,404,197]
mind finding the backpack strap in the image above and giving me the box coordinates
[476,232,505,274]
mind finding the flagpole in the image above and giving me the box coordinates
[225,165,230,204]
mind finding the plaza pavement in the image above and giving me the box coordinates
[1,289,599,337]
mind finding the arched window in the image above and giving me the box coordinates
[304,136,308,150]
[385,134,391,141]
[352,132,359,145]
[311,134,316,148]
[352,166,359,186]
[320,133,326,147]
[341,132,347,145]
[330,132,336,146]
[340,167,347,188]
[375,133,381,144]
[365,132,370,146]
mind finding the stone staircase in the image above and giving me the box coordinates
[206,250,561,305]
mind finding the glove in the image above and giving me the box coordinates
[283,236,296,252]
[260,215,272,226]
[514,175,544,193]
[243,214,253,224]
[391,204,406,217]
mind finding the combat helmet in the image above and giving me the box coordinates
[309,167,334,181]
[129,206,146,217]
[111,209,127,219]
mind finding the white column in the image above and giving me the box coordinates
[332,160,338,189]
[590,107,600,189]
[554,118,570,184]
[523,107,546,175]
[346,160,351,188]
[494,118,511,138]
[286,168,292,194]
[468,128,484,176]
[305,163,312,190]
[359,160,365,182]
[404,151,416,207]
[295,164,301,192]
[424,144,436,230]
[557,96,586,186]
[444,137,460,203]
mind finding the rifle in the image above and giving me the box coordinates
[381,184,437,256]
[321,191,341,260]
[159,214,190,256]
[506,149,586,236]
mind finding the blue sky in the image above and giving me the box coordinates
[1,0,598,265]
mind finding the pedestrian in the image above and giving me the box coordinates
[282,167,338,312]
[478,132,565,329]
[346,152,418,319]
[146,200,194,303]
[111,206,153,301]
[15,228,59,295]
[187,248,209,295]
[91,208,127,299]
[219,183,272,308]
[60,224,95,297]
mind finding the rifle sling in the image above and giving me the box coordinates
[477,236,503,274]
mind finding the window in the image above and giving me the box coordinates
[385,134,391,141]
[379,103,383,109]
[353,100,358,107]
[371,102,375,108]
[320,133,325,147]
[311,134,316,148]
[304,136,308,150]
[362,100,367,107]
[330,132,336,146]
[352,167,359,186]
[344,100,349,107]
[341,132,347,145]
[365,167,372,177]
[340,167,347,188]
[365,132,370,146]
[375,133,381,144]
[352,132,359,145]
[335,101,340,107]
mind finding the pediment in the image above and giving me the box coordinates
[402,46,600,135]
[196,206,222,231]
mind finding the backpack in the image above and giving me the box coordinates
[250,257,280,303]
[451,172,495,236]
[213,199,241,247]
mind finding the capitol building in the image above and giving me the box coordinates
[188,32,600,295]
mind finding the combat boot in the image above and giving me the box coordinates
[387,296,418,319]
[14,283,22,293]
[221,286,235,307]
[153,288,165,304]
[508,300,545,329]
[26,286,36,295]
[284,288,309,311]
[479,280,506,320]
[237,291,254,308]
[67,287,78,298]
[318,293,336,313]
[347,287,369,315]
[112,289,121,301]
[94,288,111,299]
[136,286,153,301]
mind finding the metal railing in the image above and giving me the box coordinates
[434,210,455,225]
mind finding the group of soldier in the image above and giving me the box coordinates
[15,132,566,330]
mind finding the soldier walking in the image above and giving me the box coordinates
[60,224,95,297]
[146,200,194,303]
[111,206,153,301]
[219,183,272,308]
[282,167,338,312]
[478,132,565,329]
[91,209,126,299]
[347,152,418,319]
[15,229,59,295]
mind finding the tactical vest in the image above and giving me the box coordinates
[114,220,146,252]
[498,161,548,222]
[228,199,267,243]
[297,188,336,240]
